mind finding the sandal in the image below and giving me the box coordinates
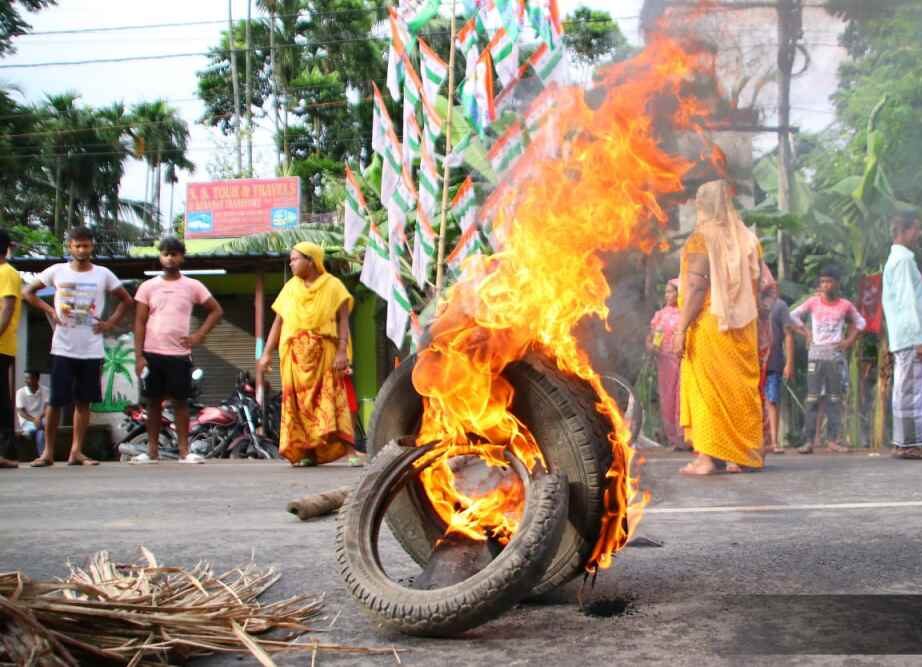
[293,457,317,468]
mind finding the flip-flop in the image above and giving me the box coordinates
[293,457,317,468]
[29,459,53,468]
[347,456,366,468]
[67,458,99,466]
[0,460,19,469]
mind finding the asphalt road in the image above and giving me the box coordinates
[2,450,921,665]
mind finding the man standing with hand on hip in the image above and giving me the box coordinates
[132,237,223,464]
[882,210,922,460]
[24,226,133,467]
[0,229,22,469]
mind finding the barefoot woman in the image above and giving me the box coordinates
[673,180,765,475]
[257,242,361,466]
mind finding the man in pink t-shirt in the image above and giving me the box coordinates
[132,238,223,463]
[789,265,866,453]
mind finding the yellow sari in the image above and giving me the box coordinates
[679,181,764,469]
[272,271,354,464]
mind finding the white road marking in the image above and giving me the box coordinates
[646,501,922,514]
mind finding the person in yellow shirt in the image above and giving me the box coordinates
[0,229,22,469]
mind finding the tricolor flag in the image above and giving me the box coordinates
[360,221,392,300]
[412,203,437,287]
[387,8,415,100]
[400,0,441,33]
[457,18,480,81]
[372,82,393,156]
[487,27,519,87]
[402,52,424,113]
[446,225,485,277]
[494,0,522,39]
[421,92,443,153]
[418,138,441,215]
[463,50,495,137]
[418,38,448,103]
[479,0,504,34]
[344,164,369,252]
[451,176,478,232]
[487,121,524,175]
[528,0,564,49]
[388,164,417,261]
[403,111,422,166]
[380,126,404,205]
[386,266,412,347]
[527,43,569,86]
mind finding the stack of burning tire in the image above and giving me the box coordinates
[336,354,640,636]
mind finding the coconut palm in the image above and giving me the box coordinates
[99,337,135,411]
[130,100,194,235]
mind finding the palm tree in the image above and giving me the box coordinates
[130,100,194,236]
[99,337,135,411]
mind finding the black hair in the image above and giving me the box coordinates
[158,237,186,255]
[890,209,920,240]
[0,229,11,255]
[67,226,94,242]
[819,264,841,282]
[25,370,41,379]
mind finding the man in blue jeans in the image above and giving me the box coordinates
[763,283,795,454]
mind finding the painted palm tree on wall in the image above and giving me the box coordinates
[93,337,136,413]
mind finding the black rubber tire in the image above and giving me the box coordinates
[367,353,616,596]
[336,441,568,637]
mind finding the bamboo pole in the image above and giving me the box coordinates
[245,0,254,177]
[434,0,459,297]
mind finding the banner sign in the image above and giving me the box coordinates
[185,177,301,238]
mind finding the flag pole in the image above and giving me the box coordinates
[434,0,458,297]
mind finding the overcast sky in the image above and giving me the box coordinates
[0,0,841,219]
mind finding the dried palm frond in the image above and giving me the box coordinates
[0,549,401,666]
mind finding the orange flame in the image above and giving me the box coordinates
[413,35,720,571]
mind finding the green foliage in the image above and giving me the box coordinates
[563,6,633,66]
[823,3,922,206]
[0,0,55,55]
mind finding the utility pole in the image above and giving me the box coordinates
[776,0,803,448]
[245,0,254,177]
[229,0,243,178]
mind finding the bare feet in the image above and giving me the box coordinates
[679,455,718,476]
[0,457,18,469]
[67,453,99,466]
[30,456,53,467]
[827,441,849,453]
[725,463,743,474]
[771,446,785,454]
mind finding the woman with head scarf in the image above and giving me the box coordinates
[672,180,765,475]
[647,278,687,450]
[257,242,361,466]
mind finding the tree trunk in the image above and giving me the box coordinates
[270,8,281,170]
[143,162,151,232]
[169,181,176,234]
[229,0,243,178]
[872,325,890,450]
[53,157,64,240]
[154,155,162,237]
[67,182,75,229]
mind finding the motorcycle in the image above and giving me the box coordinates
[189,372,281,460]
[116,368,205,461]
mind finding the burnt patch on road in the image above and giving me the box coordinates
[582,595,638,618]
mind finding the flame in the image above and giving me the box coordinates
[412,35,720,571]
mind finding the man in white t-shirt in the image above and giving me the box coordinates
[23,226,133,467]
[16,371,49,456]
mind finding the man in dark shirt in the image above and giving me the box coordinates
[764,283,794,453]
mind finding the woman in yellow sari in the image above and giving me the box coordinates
[673,180,765,475]
[257,242,360,466]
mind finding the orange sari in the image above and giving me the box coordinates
[272,273,354,464]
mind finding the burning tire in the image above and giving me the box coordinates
[367,354,632,596]
[336,440,568,637]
